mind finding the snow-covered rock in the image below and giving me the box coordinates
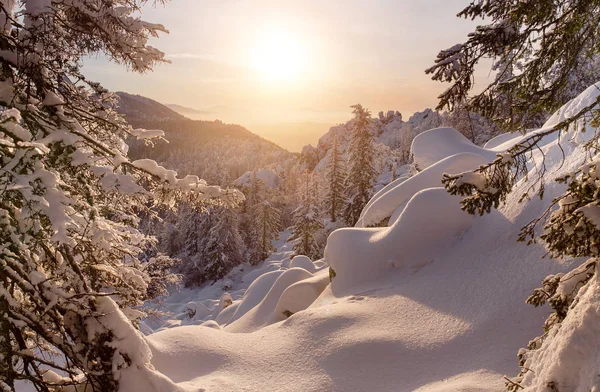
[275,270,330,316]
[289,255,316,272]
[234,168,282,189]
[411,127,498,170]
[326,187,474,290]
[356,152,489,227]
[226,268,314,332]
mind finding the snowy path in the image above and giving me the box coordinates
[143,231,297,332]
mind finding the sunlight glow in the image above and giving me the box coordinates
[251,28,310,82]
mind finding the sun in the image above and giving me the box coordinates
[251,29,309,82]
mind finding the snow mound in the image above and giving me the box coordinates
[226,268,314,332]
[411,127,498,170]
[326,187,474,290]
[483,132,520,149]
[226,270,284,326]
[214,301,239,325]
[289,255,317,272]
[143,84,600,392]
[200,320,222,330]
[358,174,411,223]
[186,301,212,321]
[414,370,504,392]
[275,270,330,317]
[241,259,282,284]
[357,152,489,227]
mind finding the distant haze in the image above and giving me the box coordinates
[84,0,492,135]
[165,104,212,117]
[246,122,334,152]
[166,104,331,151]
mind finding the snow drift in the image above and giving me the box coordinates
[128,85,600,392]
[411,127,498,169]
[356,152,488,227]
[327,187,474,289]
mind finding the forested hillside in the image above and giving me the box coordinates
[116,92,295,185]
[7,1,600,392]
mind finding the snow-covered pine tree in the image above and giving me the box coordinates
[391,161,398,181]
[428,1,600,390]
[239,172,265,246]
[443,101,502,146]
[177,205,214,287]
[344,104,377,226]
[426,1,600,133]
[289,171,324,259]
[324,134,346,222]
[203,206,246,282]
[250,201,281,264]
[141,255,182,300]
[311,171,324,216]
[245,171,265,209]
[0,2,241,390]
[447,101,476,143]
[397,124,416,164]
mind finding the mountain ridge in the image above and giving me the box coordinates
[114,91,295,185]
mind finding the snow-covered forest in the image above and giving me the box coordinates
[4,1,600,391]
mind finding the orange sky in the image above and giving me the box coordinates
[84,0,492,150]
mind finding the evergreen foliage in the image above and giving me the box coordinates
[324,134,346,222]
[427,1,600,390]
[289,171,324,260]
[426,0,600,132]
[506,260,597,391]
[203,206,246,282]
[344,104,377,226]
[239,172,266,261]
[445,101,502,145]
[142,255,182,300]
[0,1,241,390]
[250,201,281,265]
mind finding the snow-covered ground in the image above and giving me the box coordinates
[125,86,600,392]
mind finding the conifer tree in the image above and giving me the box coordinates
[245,172,265,209]
[203,206,246,282]
[177,206,213,287]
[426,2,600,390]
[344,104,377,226]
[324,134,346,222]
[142,255,182,300]
[0,1,241,390]
[239,172,266,259]
[250,201,281,264]
[426,0,600,132]
[289,171,324,259]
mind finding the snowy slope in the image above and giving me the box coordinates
[233,168,282,189]
[127,87,600,392]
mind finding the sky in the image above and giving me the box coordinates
[83,0,490,151]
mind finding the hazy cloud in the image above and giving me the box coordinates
[165,53,217,61]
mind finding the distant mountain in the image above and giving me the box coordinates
[115,92,295,186]
[116,92,187,123]
[166,103,212,118]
